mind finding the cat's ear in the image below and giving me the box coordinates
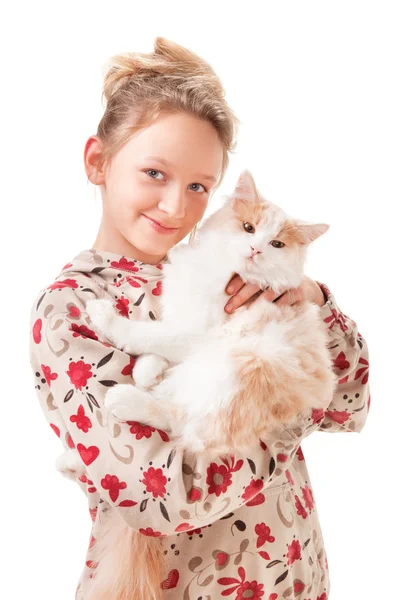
[233,169,258,202]
[293,223,330,245]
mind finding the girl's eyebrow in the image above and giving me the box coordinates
[144,155,217,183]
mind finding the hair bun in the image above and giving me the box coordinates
[102,37,223,103]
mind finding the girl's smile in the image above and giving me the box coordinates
[142,214,181,234]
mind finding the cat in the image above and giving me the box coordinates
[57,169,337,600]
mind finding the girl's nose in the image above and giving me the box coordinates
[158,188,186,219]
[250,246,261,257]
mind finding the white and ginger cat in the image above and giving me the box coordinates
[56,169,336,600]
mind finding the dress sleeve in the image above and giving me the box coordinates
[29,280,326,536]
[312,281,371,434]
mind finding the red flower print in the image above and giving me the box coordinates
[89,507,97,522]
[33,319,42,343]
[245,492,265,507]
[128,421,156,440]
[70,404,92,433]
[175,522,192,532]
[355,356,369,385]
[302,485,314,510]
[255,522,275,548]
[152,281,163,296]
[323,308,348,332]
[286,539,301,565]
[293,580,306,594]
[122,355,136,376]
[41,364,58,387]
[295,495,307,519]
[67,304,81,318]
[142,466,167,498]
[185,525,208,537]
[66,360,93,390]
[62,262,73,270]
[70,323,99,341]
[101,474,127,503]
[206,463,233,496]
[325,409,351,425]
[116,296,129,317]
[50,423,60,438]
[110,257,139,273]
[312,407,325,424]
[242,479,264,502]
[334,351,350,372]
[127,275,148,287]
[187,486,203,503]
[317,593,328,600]
[296,446,305,461]
[277,453,288,463]
[285,469,294,485]
[217,567,264,598]
[47,278,79,291]
[139,527,163,537]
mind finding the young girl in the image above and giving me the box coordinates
[29,37,370,600]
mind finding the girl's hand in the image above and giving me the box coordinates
[224,274,326,313]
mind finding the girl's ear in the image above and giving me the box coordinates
[233,169,258,202]
[84,136,107,185]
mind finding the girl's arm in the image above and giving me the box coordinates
[312,282,371,435]
[29,281,327,536]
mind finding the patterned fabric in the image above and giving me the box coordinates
[29,248,370,599]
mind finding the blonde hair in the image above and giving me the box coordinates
[95,37,241,242]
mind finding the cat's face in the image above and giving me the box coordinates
[222,170,329,293]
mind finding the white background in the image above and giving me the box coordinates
[1,1,399,598]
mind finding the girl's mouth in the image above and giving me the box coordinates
[142,215,180,234]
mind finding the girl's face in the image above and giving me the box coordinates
[85,111,224,264]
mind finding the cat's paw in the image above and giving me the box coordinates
[104,384,139,421]
[133,355,170,390]
[55,449,86,480]
[86,298,116,338]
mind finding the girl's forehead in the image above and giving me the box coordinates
[122,111,223,150]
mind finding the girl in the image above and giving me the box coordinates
[29,37,370,600]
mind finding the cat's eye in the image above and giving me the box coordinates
[270,240,285,248]
[243,222,255,233]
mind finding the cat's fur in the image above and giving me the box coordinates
[57,170,336,600]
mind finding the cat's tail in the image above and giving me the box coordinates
[86,507,165,600]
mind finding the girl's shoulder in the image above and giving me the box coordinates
[29,248,167,333]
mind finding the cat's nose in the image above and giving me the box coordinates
[250,246,261,257]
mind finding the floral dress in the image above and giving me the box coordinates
[29,248,371,600]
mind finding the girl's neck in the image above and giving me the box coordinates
[92,221,167,265]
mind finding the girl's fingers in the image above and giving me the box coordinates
[224,281,262,313]
[225,274,245,295]
[271,287,304,306]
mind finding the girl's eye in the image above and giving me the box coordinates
[243,221,255,233]
[270,240,285,248]
[189,183,207,194]
[145,170,207,193]
[145,169,164,181]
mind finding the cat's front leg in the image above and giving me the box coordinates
[133,354,170,390]
[86,299,134,349]
[55,448,86,480]
[105,384,171,431]
[86,299,186,362]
